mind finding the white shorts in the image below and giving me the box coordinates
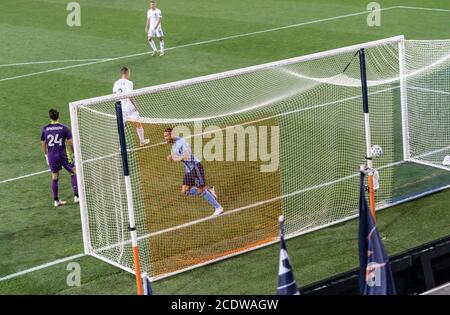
[148,27,164,38]
[123,107,141,123]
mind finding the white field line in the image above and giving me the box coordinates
[421,281,450,295]
[0,58,111,68]
[0,169,49,184]
[0,253,85,282]
[0,59,115,83]
[408,85,450,95]
[398,6,450,13]
[0,7,400,84]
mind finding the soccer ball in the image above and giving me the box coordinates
[371,145,383,158]
[443,155,450,166]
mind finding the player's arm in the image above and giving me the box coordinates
[40,130,49,164]
[66,128,75,156]
[130,96,139,111]
[41,140,48,155]
[41,140,49,165]
[154,15,161,29]
[145,18,150,33]
[67,139,75,155]
[169,151,189,162]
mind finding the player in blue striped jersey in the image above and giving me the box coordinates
[164,128,224,216]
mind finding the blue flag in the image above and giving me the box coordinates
[277,216,300,295]
[358,170,396,295]
[143,273,153,295]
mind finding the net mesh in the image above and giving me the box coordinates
[72,38,450,279]
[405,40,450,167]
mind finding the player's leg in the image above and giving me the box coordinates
[182,172,205,196]
[208,186,217,199]
[181,185,191,194]
[50,168,67,207]
[126,110,149,146]
[182,165,223,215]
[182,172,197,195]
[158,37,164,56]
[148,33,157,55]
[158,30,164,56]
[51,172,59,201]
[195,164,223,215]
[132,121,150,146]
[63,161,79,203]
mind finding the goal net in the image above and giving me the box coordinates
[69,36,450,281]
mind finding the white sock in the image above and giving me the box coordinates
[149,39,157,52]
[136,127,145,143]
[160,40,164,53]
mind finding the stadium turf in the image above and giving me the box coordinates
[0,0,449,294]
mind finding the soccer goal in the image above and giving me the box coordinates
[69,35,450,283]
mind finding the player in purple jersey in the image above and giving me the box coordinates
[40,109,79,207]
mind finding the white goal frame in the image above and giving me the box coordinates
[69,35,450,281]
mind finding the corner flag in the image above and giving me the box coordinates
[277,215,300,295]
[358,169,396,295]
[142,273,153,295]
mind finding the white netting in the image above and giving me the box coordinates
[71,37,450,279]
[405,40,450,167]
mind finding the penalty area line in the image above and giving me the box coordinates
[0,169,50,184]
[0,253,85,282]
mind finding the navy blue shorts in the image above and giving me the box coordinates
[183,163,206,187]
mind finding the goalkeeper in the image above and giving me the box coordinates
[164,128,224,217]
[40,108,79,207]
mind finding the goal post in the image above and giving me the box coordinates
[69,102,91,255]
[69,35,450,282]
[398,39,411,162]
[114,101,144,295]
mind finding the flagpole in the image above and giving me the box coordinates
[279,215,285,238]
[277,215,300,295]
[358,48,377,221]
[358,167,397,295]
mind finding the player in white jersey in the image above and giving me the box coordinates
[145,1,164,56]
[113,67,150,146]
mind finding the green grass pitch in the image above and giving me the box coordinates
[1,0,450,294]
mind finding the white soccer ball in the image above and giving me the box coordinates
[371,145,383,158]
[443,155,450,166]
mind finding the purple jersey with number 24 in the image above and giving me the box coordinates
[40,123,74,173]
